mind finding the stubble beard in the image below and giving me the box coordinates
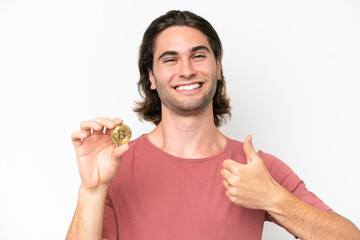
[154,77,217,117]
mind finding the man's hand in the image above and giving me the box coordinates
[71,117,129,192]
[67,117,130,240]
[221,135,360,239]
[221,135,280,210]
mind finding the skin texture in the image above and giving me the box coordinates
[66,26,360,240]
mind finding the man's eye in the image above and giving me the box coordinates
[193,54,205,59]
[164,58,176,63]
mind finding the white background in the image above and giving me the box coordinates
[1,0,359,239]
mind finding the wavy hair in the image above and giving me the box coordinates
[134,10,231,127]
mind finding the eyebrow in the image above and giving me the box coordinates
[191,45,211,53]
[157,45,211,62]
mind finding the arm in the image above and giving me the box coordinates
[267,182,360,239]
[66,185,109,239]
[221,135,360,240]
[66,117,129,240]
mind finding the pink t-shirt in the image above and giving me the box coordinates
[102,134,330,240]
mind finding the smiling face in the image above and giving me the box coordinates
[148,26,221,117]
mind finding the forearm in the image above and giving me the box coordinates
[267,186,360,240]
[66,185,109,240]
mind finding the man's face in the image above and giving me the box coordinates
[148,26,221,117]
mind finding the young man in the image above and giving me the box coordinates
[66,10,360,240]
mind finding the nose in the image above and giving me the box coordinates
[177,59,196,79]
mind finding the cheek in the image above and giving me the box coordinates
[195,61,217,75]
[153,67,177,82]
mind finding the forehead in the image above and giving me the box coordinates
[153,26,212,55]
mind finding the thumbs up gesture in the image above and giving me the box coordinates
[221,135,281,210]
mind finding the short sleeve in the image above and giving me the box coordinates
[102,192,118,240]
[258,151,331,238]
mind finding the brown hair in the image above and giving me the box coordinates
[134,10,231,127]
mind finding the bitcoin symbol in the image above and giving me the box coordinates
[118,130,125,140]
[111,124,132,145]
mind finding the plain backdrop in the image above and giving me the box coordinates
[0,0,359,239]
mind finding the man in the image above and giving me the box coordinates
[66,10,360,240]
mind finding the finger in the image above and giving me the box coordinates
[226,190,231,198]
[94,117,117,129]
[71,130,91,147]
[222,179,229,190]
[105,118,124,135]
[80,120,102,132]
[222,159,241,174]
[221,168,238,185]
[223,181,238,198]
[227,185,239,196]
[221,168,231,180]
[91,117,114,135]
[105,127,112,135]
[243,134,257,163]
[225,190,236,202]
[110,143,130,168]
[112,117,123,125]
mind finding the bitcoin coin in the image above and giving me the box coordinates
[110,124,132,145]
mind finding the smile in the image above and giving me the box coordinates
[175,83,203,91]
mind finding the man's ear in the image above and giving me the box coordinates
[148,69,157,90]
[216,59,222,80]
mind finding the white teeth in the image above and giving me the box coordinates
[176,83,202,91]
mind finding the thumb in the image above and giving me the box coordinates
[243,134,258,163]
[111,143,129,168]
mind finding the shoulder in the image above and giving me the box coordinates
[125,134,148,151]
[257,150,302,192]
[128,134,147,146]
[120,134,148,161]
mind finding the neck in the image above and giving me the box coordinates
[148,105,227,158]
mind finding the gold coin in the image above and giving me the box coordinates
[110,124,132,145]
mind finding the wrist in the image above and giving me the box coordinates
[264,181,288,215]
[79,183,110,197]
